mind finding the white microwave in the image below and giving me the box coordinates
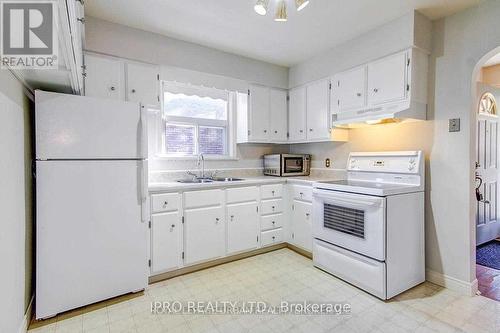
[263,154,311,177]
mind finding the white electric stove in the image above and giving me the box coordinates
[312,151,425,300]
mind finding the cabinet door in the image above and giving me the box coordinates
[248,85,270,141]
[292,200,312,252]
[334,66,367,112]
[368,52,408,105]
[151,211,182,274]
[227,202,259,254]
[269,89,288,142]
[306,79,330,141]
[184,206,225,265]
[84,54,124,100]
[126,62,160,108]
[289,87,307,141]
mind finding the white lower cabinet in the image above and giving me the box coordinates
[151,211,182,274]
[261,228,283,247]
[184,206,225,265]
[291,199,313,252]
[227,202,259,254]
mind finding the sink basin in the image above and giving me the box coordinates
[177,179,214,184]
[213,177,245,182]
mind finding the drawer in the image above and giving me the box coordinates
[261,228,283,247]
[291,185,313,202]
[261,214,283,231]
[260,199,283,215]
[226,186,258,204]
[261,184,283,199]
[184,189,223,209]
[313,239,386,299]
[151,193,180,213]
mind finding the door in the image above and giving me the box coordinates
[84,53,124,100]
[35,91,145,160]
[184,206,225,265]
[476,109,500,245]
[289,87,307,141]
[292,200,313,251]
[151,211,182,274]
[126,62,160,108]
[306,79,331,141]
[227,202,259,254]
[367,52,408,105]
[36,160,148,319]
[249,85,270,141]
[312,189,386,261]
[334,66,367,112]
[269,89,288,142]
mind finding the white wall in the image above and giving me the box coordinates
[290,1,500,291]
[0,70,33,333]
[85,16,289,89]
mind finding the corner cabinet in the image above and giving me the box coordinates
[238,85,288,143]
[84,52,160,109]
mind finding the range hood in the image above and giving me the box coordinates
[332,100,427,128]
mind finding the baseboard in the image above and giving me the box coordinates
[18,296,34,333]
[426,269,478,296]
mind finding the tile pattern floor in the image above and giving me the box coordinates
[477,264,500,302]
[29,249,500,333]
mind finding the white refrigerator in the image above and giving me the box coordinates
[35,91,149,319]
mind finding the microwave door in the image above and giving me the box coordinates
[284,157,303,174]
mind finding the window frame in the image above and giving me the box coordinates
[153,81,238,160]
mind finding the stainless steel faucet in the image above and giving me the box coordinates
[197,153,205,179]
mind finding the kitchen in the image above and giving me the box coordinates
[1,1,500,333]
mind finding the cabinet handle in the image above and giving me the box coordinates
[309,128,313,132]
[299,130,304,133]
[357,93,362,97]
[272,236,276,240]
[131,89,136,93]
[373,88,379,93]
[306,213,310,218]
[299,192,304,196]
[264,130,267,133]
[271,190,275,195]
[274,130,278,134]
[110,86,116,91]
[77,17,85,24]
[272,206,275,210]
[230,215,234,221]
[163,201,168,207]
[272,221,276,225]
[215,218,220,223]
[171,224,175,228]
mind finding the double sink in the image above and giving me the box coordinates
[177,177,245,184]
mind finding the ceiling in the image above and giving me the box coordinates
[85,0,482,67]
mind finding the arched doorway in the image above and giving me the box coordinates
[471,47,500,301]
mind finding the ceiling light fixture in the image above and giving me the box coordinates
[275,0,287,22]
[295,0,310,11]
[254,0,310,22]
[254,0,269,16]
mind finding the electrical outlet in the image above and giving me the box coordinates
[449,118,460,132]
[325,158,331,168]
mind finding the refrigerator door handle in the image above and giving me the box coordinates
[140,159,149,223]
[140,104,148,159]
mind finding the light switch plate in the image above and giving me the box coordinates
[449,118,460,132]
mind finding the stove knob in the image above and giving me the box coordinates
[408,165,415,171]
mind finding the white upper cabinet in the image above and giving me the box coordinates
[84,53,160,108]
[288,87,307,141]
[239,85,288,144]
[248,85,270,141]
[84,54,124,101]
[126,62,160,108]
[269,89,288,142]
[367,52,408,105]
[333,66,367,112]
[306,79,331,141]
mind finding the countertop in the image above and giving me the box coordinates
[149,175,343,193]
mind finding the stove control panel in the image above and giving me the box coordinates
[347,151,423,174]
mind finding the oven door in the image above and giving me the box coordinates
[312,189,386,261]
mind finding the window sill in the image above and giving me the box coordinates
[152,155,240,161]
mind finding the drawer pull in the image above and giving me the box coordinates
[163,201,168,207]
[230,215,234,221]
[272,221,276,225]
[272,236,276,240]
[272,190,275,195]
[299,192,304,196]
[171,224,175,228]
[215,218,220,223]
[272,206,275,210]
[306,213,310,218]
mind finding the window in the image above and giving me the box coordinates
[160,82,234,157]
